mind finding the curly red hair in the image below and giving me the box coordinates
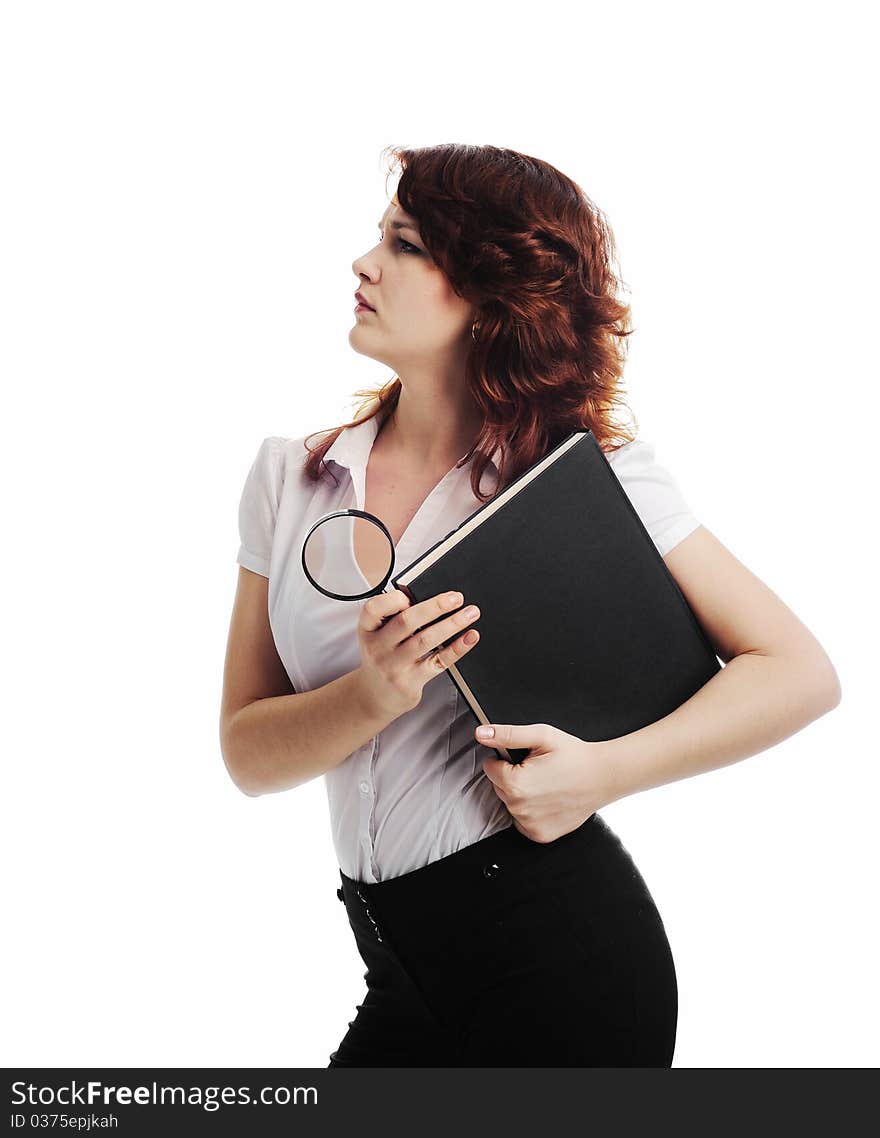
[304,142,638,502]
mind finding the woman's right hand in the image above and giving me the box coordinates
[355,588,481,720]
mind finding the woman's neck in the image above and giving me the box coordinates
[380,394,482,469]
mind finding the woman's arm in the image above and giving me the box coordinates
[223,668,396,796]
[604,650,839,803]
[220,566,397,796]
[604,524,841,802]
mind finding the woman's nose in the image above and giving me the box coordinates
[352,240,383,278]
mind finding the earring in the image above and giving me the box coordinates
[471,319,479,341]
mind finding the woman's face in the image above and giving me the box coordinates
[349,198,475,370]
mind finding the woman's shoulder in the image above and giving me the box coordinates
[260,433,316,468]
[602,437,653,464]
[265,431,339,492]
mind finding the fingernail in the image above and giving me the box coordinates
[477,726,494,739]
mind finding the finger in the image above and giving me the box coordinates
[417,626,480,676]
[404,603,480,664]
[360,588,411,632]
[396,590,469,648]
[475,723,549,748]
[480,754,510,787]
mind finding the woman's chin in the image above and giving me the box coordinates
[348,331,387,364]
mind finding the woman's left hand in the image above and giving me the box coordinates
[475,722,620,843]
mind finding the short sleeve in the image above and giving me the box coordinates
[606,439,701,557]
[236,437,286,578]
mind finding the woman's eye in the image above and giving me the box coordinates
[378,232,419,255]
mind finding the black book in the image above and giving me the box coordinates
[391,430,721,764]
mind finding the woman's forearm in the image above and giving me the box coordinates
[602,650,842,804]
[221,667,395,797]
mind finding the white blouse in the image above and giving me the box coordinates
[235,402,701,882]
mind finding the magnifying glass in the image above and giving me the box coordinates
[301,509,397,601]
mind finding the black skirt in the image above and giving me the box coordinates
[329,811,677,1068]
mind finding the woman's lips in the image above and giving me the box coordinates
[354,303,375,312]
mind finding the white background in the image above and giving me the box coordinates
[3,0,876,1069]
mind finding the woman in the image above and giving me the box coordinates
[220,143,842,1067]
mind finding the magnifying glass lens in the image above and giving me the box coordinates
[302,514,395,598]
